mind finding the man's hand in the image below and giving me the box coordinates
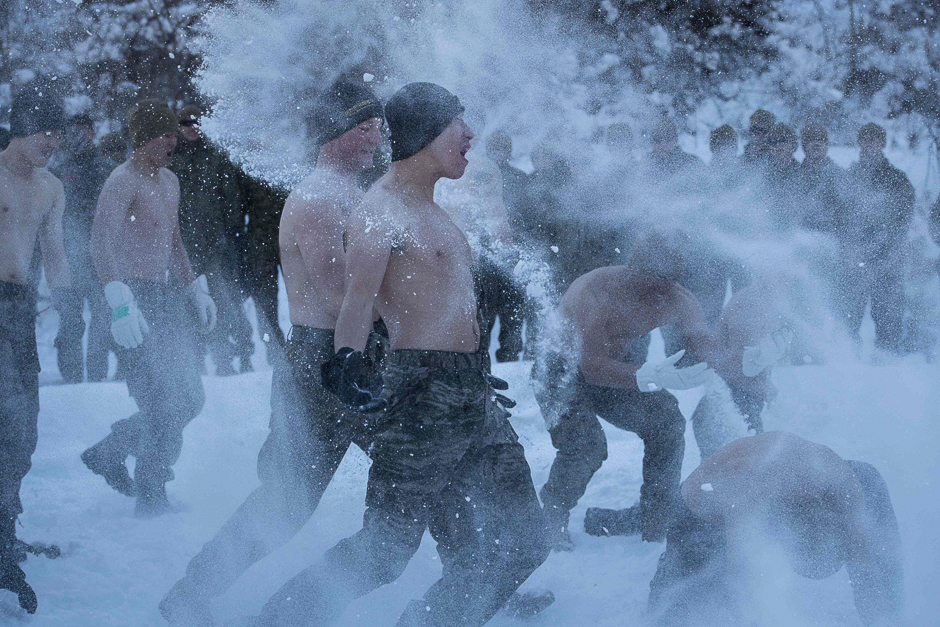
[187,275,218,332]
[104,281,150,349]
[321,348,387,412]
[742,325,793,377]
[636,350,711,392]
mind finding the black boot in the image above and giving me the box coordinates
[0,554,37,614]
[81,440,136,497]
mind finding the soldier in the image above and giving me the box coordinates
[764,123,802,230]
[172,104,251,375]
[533,232,716,550]
[161,81,384,627]
[742,109,775,166]
[82,100,217,517]
[249,82,547,627]
[644,117,703,186]
[0,83,70,615]
[51,113,115,382]
[237,172,289,363]
[838,123,915,353]
[649,432,903,627]
[797,123,845,234]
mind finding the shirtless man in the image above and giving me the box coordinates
[649,431,903,626]
[160,81,384,627]
[0,84,69,614]
[533,232,716,549]
[82,100,217,518]
[245,82,547,627]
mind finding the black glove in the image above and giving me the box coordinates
[321,348,387,412]
[487,373,510,390]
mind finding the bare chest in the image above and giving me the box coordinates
[127,179,177,238]
[0,175,53,234]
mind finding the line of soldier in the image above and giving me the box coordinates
[0,80,909,627]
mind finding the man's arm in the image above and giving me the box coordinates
[167,174,197,286]
[39,179,71,289]
[675,286,719,366]
[334,206,394,353]
[91,169,136,284]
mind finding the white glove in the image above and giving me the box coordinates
[187,275,218,332]
[104,281,150,349]
[742,326,793,377]
[636,350,712,392]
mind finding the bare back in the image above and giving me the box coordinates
[347,177,480,353]
[280,169,360,329]
[91,162,184,283]
[682,431,861,527]
[0,163,66,285]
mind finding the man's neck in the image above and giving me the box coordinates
[129,151,162,177]
[860,151,885,167]
[317,151,360,180]
[0,146,37,180]
[388,159,441,204]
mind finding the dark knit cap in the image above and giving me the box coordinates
[710,124,737,152]
[858,122,886,144]
[9,83,66,138]
[801,123,828,145]
[309,81,383,146]
[178,104,202,124]
[650,118,678,144]
[386,82,464,162]
[128,99,178,149]
[749,109,775,133]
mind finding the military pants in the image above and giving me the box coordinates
[53,272,111,383]
[256,350,548,627]
[648,461,903,626]
[838,261,906,352]
[206,251,254,370]
[537,369,686,542]
[178,327,371,599]
[94,282,205,504]
[245,241,283,360]
[0,284,40,558]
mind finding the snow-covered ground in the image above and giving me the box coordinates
[6,306,938,626]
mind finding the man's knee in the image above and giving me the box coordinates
[550,414,608,471]
[326,511,424,588]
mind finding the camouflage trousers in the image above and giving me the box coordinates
[256,349,548,627]
[535,353,685,542]
[94,281,205,505]
[178,326,371,599]
[0,283,39,557]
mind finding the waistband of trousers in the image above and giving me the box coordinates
[287,326,335,345]
[387,349,485,371]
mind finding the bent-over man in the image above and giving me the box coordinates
[82,100,216,518]
[533,232,716,549]
[649,431,903,627]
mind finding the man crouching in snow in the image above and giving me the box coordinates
[532,231,718,549]
[649,431,904,627]
[82,100,217,518]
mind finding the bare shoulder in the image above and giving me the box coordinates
[36,167,64,198]
[161,167,179,187]
[352,183,404,238]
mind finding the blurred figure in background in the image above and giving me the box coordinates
[764,123,801,230]
[643,117,703,189]
[98,132,128,168]
[51,113,115,383]
[797,123,845,235]
[708,124,742,190]
[172,104,252,375]
[838,123,915,354]
[237,172,288,363]
[742,109,775,167]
